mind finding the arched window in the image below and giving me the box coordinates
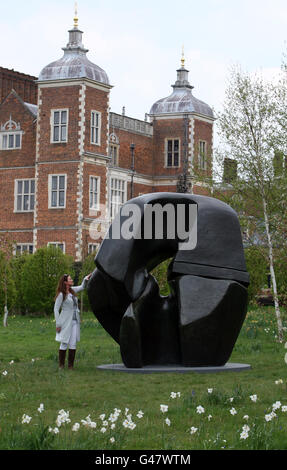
[0,116,23,150]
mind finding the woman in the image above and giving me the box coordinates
[54,273,92,369]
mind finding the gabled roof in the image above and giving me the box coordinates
[0,89,38,119]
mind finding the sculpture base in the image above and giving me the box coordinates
[97,362,251,374]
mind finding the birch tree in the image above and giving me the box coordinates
[215,65,286,342]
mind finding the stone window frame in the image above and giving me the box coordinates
[165,138,180,168]
[198,140,208,170]
[50,109,69,144]
[14,178,35,213]
[109,175,127,220]
[0,116,23,150]
[47,242,65,253]
[109,144,119,166]
[89,175,101,211]
[90,110,101,146]
[14,244,34,255]
[88,243,100,255]
[109,133,120,166]
[48,174,67,209]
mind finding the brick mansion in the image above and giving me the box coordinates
[0,14,215,261]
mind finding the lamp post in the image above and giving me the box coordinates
[130,143,135,199]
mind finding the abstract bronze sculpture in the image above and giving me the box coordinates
[87,193,249,368]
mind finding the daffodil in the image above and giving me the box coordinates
[160,404,168,413]
[240,430,249,440]
[22,414,32,424]
[37,403,44,413]
[196,405,205,414]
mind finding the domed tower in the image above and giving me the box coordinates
[149,51,215,194]
[34,8,112,261]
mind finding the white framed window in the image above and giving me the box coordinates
[198,140,207,170]
[109,133,119,166]
[91,111,101,145]
[166,139,180,167]
[15,244,34,255]
[14,179,35,212]
[51,109,68,143]
[110,177,127,219]
[47,242,65,253]
[89,176,100,211]
[88,243,99,254]
[109,144,119,166]
[48,174,67,209]
[0,116,23,150]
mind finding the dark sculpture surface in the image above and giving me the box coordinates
[87,193,250,368]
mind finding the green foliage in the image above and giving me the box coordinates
[151,259,171,296]
[274,250,287,306]
[10,253,30,314]
[0,251,17,314]
[244,247,268,303]
[244,246,287,307]
[20,246,74,315]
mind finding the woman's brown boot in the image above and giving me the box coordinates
[68,349,76,369]
[59,349,66,369]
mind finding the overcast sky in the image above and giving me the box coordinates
[2,0,286,135]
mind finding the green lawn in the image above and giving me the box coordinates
[0,307,286,450]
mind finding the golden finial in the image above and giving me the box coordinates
[181,45,185,68]
[74,2,79,28]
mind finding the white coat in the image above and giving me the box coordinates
[54,277,89,344]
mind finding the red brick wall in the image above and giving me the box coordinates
[152,118,186,177]
[35,162,79,227]
[192,184,211,196]
[0,67,38,104]
[84,86,109,156]
[193,119,213,177]
[0,92,36,235]
[113,128,153,175]
[82,228,100,258]
[82,162,107,218]
[38,85,81,162]
[35,84,82,255]
[0,168,35,230]
[36,228,77,257]
[0,231,34,248]
[0,92,36,169]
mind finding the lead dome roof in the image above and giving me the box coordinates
[38,25,110,85]
[149,65,214,119]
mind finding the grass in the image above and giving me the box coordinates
[0,306,287,450]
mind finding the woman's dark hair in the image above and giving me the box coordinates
[55,274,77,301]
